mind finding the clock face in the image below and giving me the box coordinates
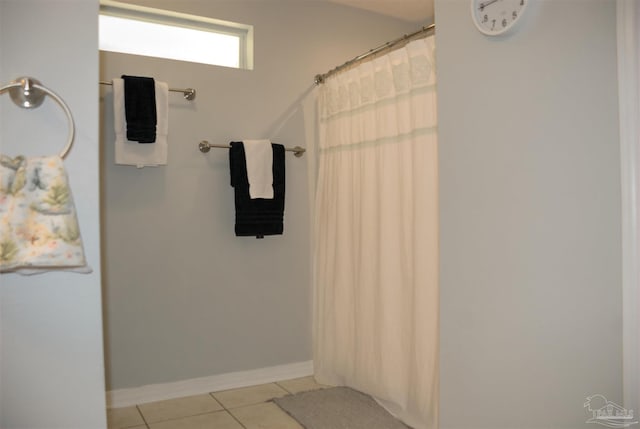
[471,0,528,36]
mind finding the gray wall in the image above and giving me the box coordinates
[0,1,106,428]
[101,0,420,390]
[436,1,621,428]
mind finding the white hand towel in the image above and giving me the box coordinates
[243,140,274,199]
[113,78,169,168]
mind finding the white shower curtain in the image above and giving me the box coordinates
[312,36,438,429]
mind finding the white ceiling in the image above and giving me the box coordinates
[328,0,434,24]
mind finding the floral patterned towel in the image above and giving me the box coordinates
[0,155,89,274]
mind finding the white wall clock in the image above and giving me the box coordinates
[471,0,528,36]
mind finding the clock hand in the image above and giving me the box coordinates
[479,0,499,10]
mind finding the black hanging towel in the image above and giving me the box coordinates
[121,75,157,143]
[229,142,285,238]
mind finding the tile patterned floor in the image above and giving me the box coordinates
[107,376,327,429]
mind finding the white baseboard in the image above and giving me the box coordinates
[106,360,314,408]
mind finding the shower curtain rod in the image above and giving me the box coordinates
[314,23,435,85]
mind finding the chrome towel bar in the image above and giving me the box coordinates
[198,141,306,157]
[100,80,196,100]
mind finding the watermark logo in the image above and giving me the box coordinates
[584,394,638,428]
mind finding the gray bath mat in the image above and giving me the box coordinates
[274,386,410,429]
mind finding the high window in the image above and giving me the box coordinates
[99,0,253,69]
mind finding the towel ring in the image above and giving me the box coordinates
[0,77,75,159]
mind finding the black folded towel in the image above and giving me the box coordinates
[229,142,285,238]
[122,75,157,143]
